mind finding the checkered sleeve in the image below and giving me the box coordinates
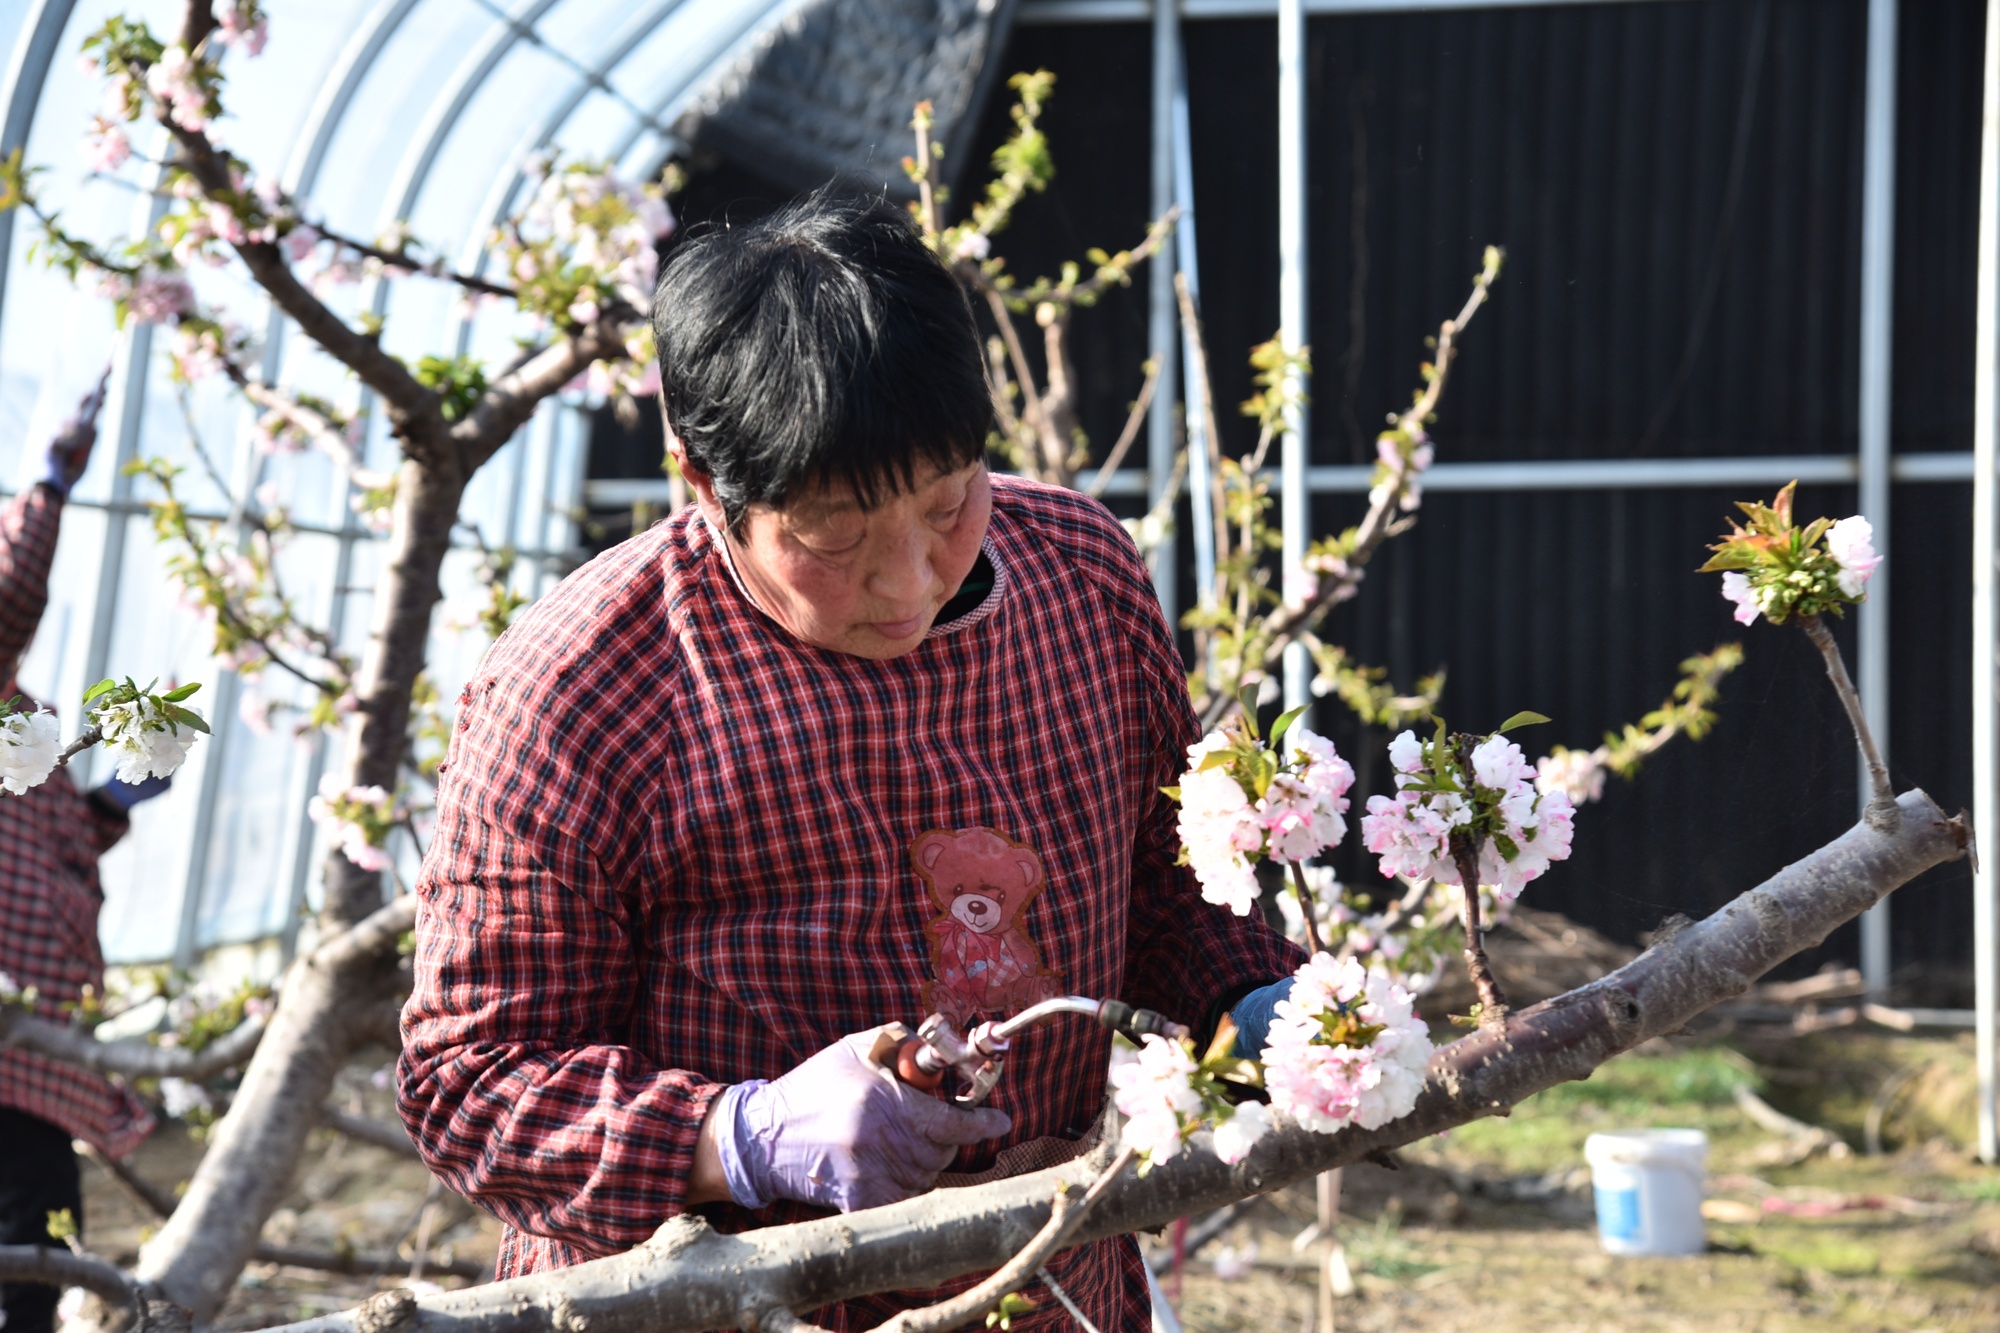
[397,678,725,1257]
[0,484,59,673]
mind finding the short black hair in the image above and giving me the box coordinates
[651,192,992,529]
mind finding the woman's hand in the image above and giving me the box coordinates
[702,1026,1011,1213]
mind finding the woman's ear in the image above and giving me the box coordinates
[662,415,725,530]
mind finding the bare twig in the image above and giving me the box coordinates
[320,1104,421,1160]
[1083,358,1162,500]
[53,725,102,768]
[1799,615,1897,830]
[1448,839,1509,1026]
[872,1147,1139,1333]
[1195,254,1502,731]
[1286,861,1326,957]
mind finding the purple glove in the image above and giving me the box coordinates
[714,1028,1011,1213]
[36,368,111,498]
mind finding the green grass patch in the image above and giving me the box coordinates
[1416,1045,1761,1176]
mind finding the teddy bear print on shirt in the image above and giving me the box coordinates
[911,826,1065,1028]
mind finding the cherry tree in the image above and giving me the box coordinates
[0,16,1970,1333]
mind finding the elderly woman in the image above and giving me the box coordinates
[398,195,1299,1332]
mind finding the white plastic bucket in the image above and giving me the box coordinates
[1584,1128,1708,1256]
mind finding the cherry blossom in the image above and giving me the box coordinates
[146,46,208,133]
[1825,516,1881,598]
[1207,1099,1272,1164]
[1535,745,1606,805]
[0,707,61,794]
[308,774,395,872]
[96,694,203,782]
[1110,1033,1204,1165]
[1260,954,1433,1135]
[1174,723,1355,916]
[1719,570,1763,626]
[1359,728,1576,903]
[83,117,132,172]
[124,269,195,324]
[214,2,268,57]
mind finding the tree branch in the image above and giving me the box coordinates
[1083,359,1160,500]
[156,123,441,444]
[311,895,417,973]
[1799,614,1897,830]
[0,1246,146,1314]
[320,1104,421,1160]
[234,788,1965,1333]
[0,1006,264,1081]
[452,323,629,471]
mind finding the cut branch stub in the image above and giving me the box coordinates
[239,788,1964,1333]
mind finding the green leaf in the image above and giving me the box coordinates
[1269,703,1309,748]
[167,705,210,735]
[1497,710,1551,733]
[81,678,115,704]
[160,682,201,703]
[1238,684,1260,738]
[1196,750,1233,773]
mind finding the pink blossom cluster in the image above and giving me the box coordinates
[1175,726,1356,917]
[308,774,395,872]
[170,322,236,382]
[215,2,269,57]
[1367,429,1434,513]
[85,266,194,325]
[1359,730,1576,902]
[1260,953,1433,1135]
[518,164,676,311]
[83,116,131,173]
[146,46,208,132]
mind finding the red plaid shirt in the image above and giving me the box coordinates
[399,477,1298,1330]
[0,484,150,1157]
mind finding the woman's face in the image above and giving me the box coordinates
[683,451,993,661]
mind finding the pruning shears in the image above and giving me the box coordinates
[876,996,1190,1106]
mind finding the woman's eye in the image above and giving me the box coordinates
[929,504,963,527]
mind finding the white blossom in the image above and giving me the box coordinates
[0,708,61,794]
[0,970,20,1001]
[1825,515,1881,598]
[1535,747,1606,805]
[96,696,201,782]
[158,1077,213,1119]
[1209,1100,1272,1165]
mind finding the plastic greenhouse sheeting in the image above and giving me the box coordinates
[0,0,802,965]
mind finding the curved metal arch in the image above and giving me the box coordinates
[375,0,566,232]
[456,0,694,275]
[0,0,80,326]
[455,0,800,286]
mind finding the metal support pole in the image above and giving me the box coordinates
[1972,0,2000,1167]
[1277,0,1311,710]
[1149,0,1181,627]
[1173,37,1216,611]
[1858,0,1898,998]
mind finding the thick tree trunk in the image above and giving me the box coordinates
[323,458,467,924]
[113,896,417,1325]
[243,788,1964,1333]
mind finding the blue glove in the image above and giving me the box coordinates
[96,772,172,811]
[1229,979,1293,1059]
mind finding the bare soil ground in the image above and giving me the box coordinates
[73,1031,2000,1333]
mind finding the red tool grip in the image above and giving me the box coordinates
[896,1037,946,1091]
